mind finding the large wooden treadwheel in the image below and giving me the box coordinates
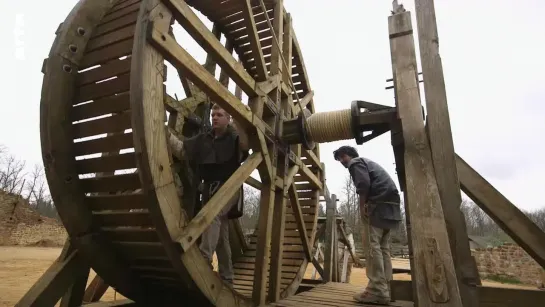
[40,0,324,305]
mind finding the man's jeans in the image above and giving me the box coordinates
[361,215,393,299]
[199,189,240,284]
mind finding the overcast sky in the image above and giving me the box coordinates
[1,0,544,212]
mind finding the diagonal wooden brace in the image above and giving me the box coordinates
[176,152,263,251]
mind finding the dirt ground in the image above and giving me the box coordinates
[0,246,538,306]
[0,246,126,307]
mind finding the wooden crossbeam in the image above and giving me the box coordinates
[161,0,263,97]
[164,94,203,116]
[151,21,277,185]
[245,176,262,190]
[257,75,281,94]
[388,8,463,306]
[239,0,268,81]
[292,91,314,114]
[456,154,545,268]
[148,23,255,130]
[176,152,263,251]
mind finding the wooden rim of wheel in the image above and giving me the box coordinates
[40,0,325,305]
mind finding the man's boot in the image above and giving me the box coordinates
[353,291,389,305]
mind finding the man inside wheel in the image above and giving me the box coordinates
[168,103,249,288]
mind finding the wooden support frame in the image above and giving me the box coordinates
[456,154,545,268]
[386,3,545,307]
[16,241,88,307]
[391,280,545,307]
[413,0,481,305]
[388,5,463,306]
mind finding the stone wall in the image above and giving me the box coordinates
[0,191,67,246]
[472,243,545,287]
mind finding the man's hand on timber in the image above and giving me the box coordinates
[167,128,184,161]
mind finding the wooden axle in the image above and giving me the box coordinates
[282,100,398,146]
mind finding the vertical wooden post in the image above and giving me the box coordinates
[266,0,288,302]
[388,4,463,307]
[331,223,337,282]
[414,1,481,305]
[341,248,349,282]
[268,156,288,302]
[252,179,276,305]
[323,194,336,282]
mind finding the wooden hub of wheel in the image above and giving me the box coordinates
[40,0,325,305]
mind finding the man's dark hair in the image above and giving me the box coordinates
[333,145,359,160]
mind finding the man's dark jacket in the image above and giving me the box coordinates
[183,125,248,219]
[347,157,402,229]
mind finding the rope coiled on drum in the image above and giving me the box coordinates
[305,109,353,143]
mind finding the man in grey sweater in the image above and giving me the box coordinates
[333,146,402,305]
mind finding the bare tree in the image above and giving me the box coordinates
[337,175,365,245]
[0,144,58,219]
[527,208,545,232]
[0,149,27,194]
[240,185,260,232]
[391,201,407,244]
[19,163,57,218]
